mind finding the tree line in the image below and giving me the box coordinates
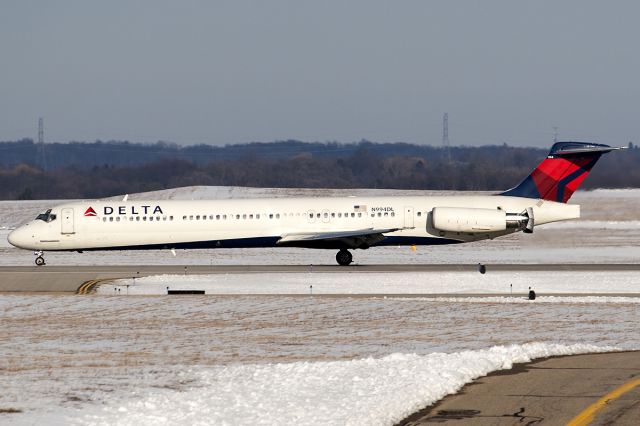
[0,140,638,200]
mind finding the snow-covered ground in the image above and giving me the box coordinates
[1,295,637,425]
[103,270,640,295]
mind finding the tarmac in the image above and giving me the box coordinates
[1,263,640,293]
[397,351,640,426]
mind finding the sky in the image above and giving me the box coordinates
[1,1,639,147]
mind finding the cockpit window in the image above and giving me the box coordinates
[36,209,57,223]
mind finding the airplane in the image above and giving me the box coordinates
[8,141,625,266]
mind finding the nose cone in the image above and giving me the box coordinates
[8,226,31,249]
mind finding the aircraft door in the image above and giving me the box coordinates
[61,208,75,234]
[404,206,414,228]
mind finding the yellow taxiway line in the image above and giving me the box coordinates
[567,377,640,426]
[76,279,105,295]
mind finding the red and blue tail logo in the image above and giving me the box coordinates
[501,142,618,203]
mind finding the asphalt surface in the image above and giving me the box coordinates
[1,263,640,293]
[397,351,640,426]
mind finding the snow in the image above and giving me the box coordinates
[543,220,640,230]
[388,296,640,304]
[69,343,612,426]
[1,294,637,426]
[104,270,640,295]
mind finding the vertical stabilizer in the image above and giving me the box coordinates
[500,142,622,203]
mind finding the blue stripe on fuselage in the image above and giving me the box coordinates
[53,235,462,252]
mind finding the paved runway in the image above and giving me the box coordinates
[397,351,640,425]
[1,263,639,293]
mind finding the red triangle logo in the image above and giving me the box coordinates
[84,207,97,217]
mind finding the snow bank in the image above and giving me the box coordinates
[73,343,614,426]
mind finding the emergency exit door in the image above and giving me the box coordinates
[61,208,75,234]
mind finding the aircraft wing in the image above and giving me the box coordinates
[277,227,404,249]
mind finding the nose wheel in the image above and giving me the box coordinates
[34,251,46,266]
[336,249,353,266]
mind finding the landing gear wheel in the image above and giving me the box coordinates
[336,249,353,266]
[35,256,45,266]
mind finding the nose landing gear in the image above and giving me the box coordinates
[336,249,353,266]
[34,251,46,266]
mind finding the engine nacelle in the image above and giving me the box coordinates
[431,207,507,233]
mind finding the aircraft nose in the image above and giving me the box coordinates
[7,226,31,249]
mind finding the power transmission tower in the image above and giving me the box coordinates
[442,113,451,162]
[38,117,47,171]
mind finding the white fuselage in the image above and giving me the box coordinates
[8,195,579,252]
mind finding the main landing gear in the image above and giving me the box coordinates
[336,249,353,266]
[34,251,46,266]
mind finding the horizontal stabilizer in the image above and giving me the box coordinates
[548,143,626,157]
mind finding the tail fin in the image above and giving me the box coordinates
[501,142,623,203]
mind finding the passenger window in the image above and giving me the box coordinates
[358,213,362,217]
[209,215,214,220]
[338,213,342,218]
[136,217,140,221]
[216,215,220,220]
[331,213,335,218]
[223,215,226,220]
[183,215,187,220]
[249,214,254,219]
[196,215,200,220]
[276,214,280,219]
[256,214,260,219]
[109,217,114,222]
[351,213,355,217]
[116,217,121,222]
[417,212,422,217]
[102,217,106,222]
[130,217,134,221]
[189,215,193,220]
[377,212,382,217]
[269,214,273,219]
[391,212,395,217]
[323,213,328,218]
[170,216,174,221]
[143,217,147,221]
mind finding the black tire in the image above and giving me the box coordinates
[336,249,353,266]
[35,256,45,266]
